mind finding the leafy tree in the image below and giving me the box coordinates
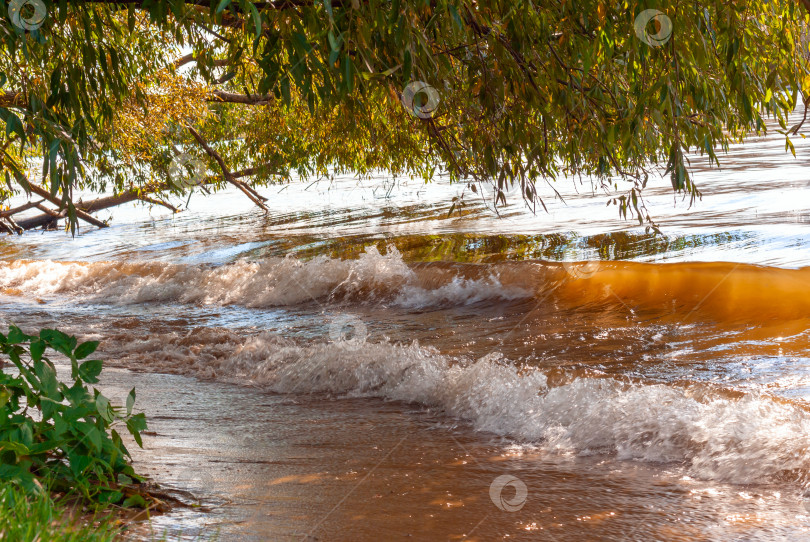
[0,0,808,232]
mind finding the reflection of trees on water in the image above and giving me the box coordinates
[256,231,752,263]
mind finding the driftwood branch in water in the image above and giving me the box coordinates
[2,215,23,234]
[0,199,44,218]
[34,203,63,217]
[14,210,61,231]
[9,189,180,232]
[76,191,180,214]
[27,184,108,229]
[12,203,68,231]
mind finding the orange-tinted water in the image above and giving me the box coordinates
[3,111,810,540]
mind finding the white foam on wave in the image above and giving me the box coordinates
[394,275,531,308]
[117,328,810,485]
[0,248,531,308]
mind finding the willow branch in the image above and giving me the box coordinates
[187,126,269,210]
[0,91,28,109]
[174,53,234,70]
[208,89,274,105]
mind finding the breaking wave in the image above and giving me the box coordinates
[101,326,810,486]
[0,248,532,309]
[3,249,810,320]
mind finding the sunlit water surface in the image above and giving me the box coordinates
[3,111,810,540]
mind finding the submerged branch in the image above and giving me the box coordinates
[0,200,44,218]
[27,184,108,229]
[77,191,179,214]
[8,189,180,233]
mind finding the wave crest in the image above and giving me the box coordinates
[105,327,810,485]
[0,248,531,309]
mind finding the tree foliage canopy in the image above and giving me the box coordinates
[0,0,809,231]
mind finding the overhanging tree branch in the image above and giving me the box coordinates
[0,91,27,109]
[187,126,269,210]
[174,53,234,70]
[209,89,274,105]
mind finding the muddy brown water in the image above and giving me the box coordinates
[4,110,810,540]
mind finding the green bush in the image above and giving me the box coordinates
[0,325,147,505]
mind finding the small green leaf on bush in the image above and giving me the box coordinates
[126,413,147,447]
[0,463,37,493]
[40,329,77,356]
[0,440,30,459]
[126,387,136,416]
[19,423,33,448]
[7,326,26,344]
[63,381,88,405]
[33,360,59,399]
[29,340,45,362]
[74,341,99,360]
[95,394,114,423]
[98,490,123,504]
[117,473,133,485]
[78,359,103,383]
[78,423,103,452]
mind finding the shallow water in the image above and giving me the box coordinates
[3,110,810,540]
